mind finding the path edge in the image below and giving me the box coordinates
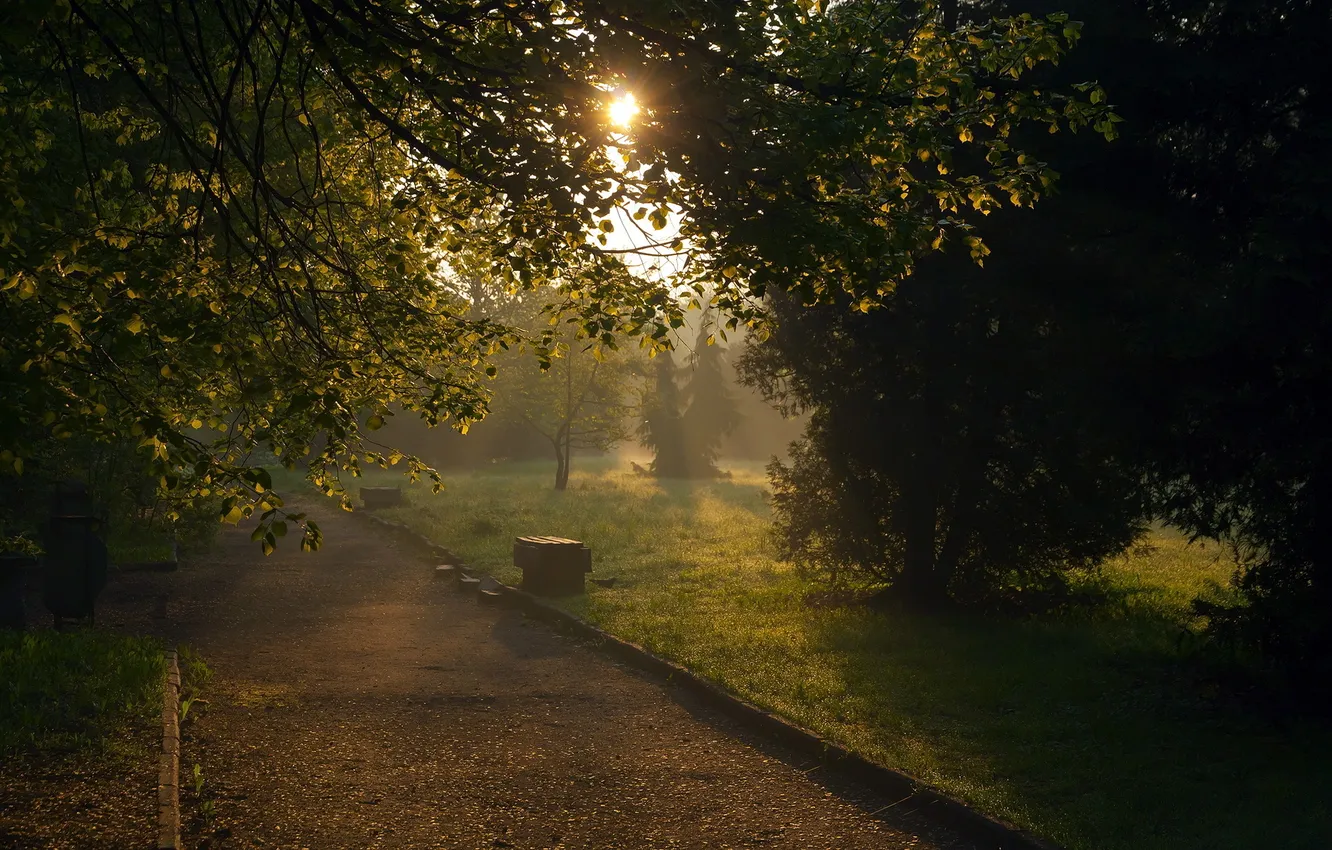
[498,585,1064,850]
[359,509,1063,850]
[158,648,181,850]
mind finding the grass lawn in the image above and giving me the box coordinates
[0,631,171,846]
[344,458,1328,850]
[107,527,176,565]
[0,630,164,755]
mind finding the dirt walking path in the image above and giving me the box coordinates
[105,497,977,850]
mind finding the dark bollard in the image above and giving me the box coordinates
[360,487,402,510]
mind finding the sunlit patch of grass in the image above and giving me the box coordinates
[329,458,1330,850]
[1096,525,1239,616]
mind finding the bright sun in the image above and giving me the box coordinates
[608,93,640,129]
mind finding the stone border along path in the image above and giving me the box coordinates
[159,649,182,850]
[141,497,991,849]
[491,586,1062,850]
[368,512,1062,850]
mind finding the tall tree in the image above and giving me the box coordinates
[491,335,641,491]
[963,0,1332,695]
[741,0,1332,697]
[639,351,689,478]
[1112,0,1332,698]
[680,313,742,478]
[741,246,1150,606]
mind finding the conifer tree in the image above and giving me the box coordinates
[639,353,689,478]
[681,315,743,477]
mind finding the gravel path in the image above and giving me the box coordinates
[115,498,978,850]
[0,748,158,850]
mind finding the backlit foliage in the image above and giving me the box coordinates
[0,0,1116,548]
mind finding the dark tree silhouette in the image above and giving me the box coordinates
[680,315,742,478]
[639,353,690,478]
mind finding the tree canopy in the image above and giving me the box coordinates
[1,0,1116,550]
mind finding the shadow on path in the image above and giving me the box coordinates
[102,498,978,850]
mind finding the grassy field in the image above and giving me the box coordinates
[340,458,1328,850]
[0,630,164,756]
[107,527,175,565]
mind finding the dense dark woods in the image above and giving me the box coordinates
[3,0,1331,711]
[742,260,1150,610]
[741,0,1332,703]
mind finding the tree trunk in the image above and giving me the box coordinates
[558,428,572,490]
[935,475,977,595]
[554,355,575,491]
[935,402,1001,591]
[899,377,947,606]
[899,470,942,604]
[552,427,569,491]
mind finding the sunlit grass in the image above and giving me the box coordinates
[348,458,1329,850]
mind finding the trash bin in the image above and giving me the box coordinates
[41,482,108,628]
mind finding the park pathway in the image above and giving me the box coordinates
[116,497,977,849]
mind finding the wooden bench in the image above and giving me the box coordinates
[513,536,592,596]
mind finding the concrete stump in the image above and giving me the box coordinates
[360,487,402,510]
[513,536,591,596]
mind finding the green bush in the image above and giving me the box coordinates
[0,436,222,565]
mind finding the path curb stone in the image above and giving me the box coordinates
[158,649,181,850]
[365,512,454,561]
[494,584,1064,850]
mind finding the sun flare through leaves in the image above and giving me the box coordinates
[608,92,640,129]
